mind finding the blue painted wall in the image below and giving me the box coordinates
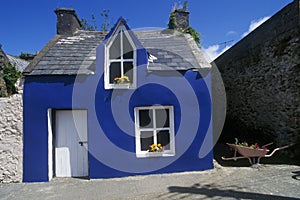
[23,21,213,182]
[23,69,213,182]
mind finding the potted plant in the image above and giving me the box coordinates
[113,76,130,84]
[147,144,164,157]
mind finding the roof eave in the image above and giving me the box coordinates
[23,35,61,76]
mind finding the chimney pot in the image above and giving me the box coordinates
[55,8,81,35]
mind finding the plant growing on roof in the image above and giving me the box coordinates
[100,9,111,32]
[183,1,188,11]
[168,12,178,30]
[183,26,201,45]
[168,1,201,46]
[81,9,112,32]
[81,13,97,31]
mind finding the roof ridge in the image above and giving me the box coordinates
[74,29,107,34]
[183,34,211,69]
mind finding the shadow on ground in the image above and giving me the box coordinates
[163,183,299,200]
[292,171,300,181]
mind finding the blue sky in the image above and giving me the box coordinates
[0,0,292,60]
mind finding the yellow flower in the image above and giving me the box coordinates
[148,143,163,152]
[114,76,130,84]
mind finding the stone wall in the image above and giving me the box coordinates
[214,0,299,156]
[0,46,9,97]
[0,93,23,183]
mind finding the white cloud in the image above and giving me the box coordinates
[242,16,270,38]
[203,44,232,62]
[226,31,237,36]
[203,16,270,62]
[203,45,220,62]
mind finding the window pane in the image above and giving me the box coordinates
[155,109,170,128]
[109,62,121,84]
[109,32,121,59]
[123,32,133,59]
[157,130,170,150]
[140,131,154,151]
[139,109,153,128]
[124,62,133,83]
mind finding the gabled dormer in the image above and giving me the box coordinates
[104,18,137,89]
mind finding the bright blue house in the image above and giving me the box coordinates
[23,8,213,182]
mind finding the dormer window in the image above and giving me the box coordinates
[105,25,136,89]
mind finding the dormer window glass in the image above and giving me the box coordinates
[105,25,136,89]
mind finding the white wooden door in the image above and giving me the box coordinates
[55,110,88,177]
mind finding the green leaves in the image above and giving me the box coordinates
[2,63,22,96]
[184,26,201,45]
[168,10,201,46]
[168,12,178,30]
[81,9,111,32]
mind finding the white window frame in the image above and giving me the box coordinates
[104,25,137,89]
[134,106,175,158]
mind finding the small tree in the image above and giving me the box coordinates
[2,63,22,96]
[19,52,35,61]
[81,13,97,31]
[100,9,111,32]
[81,9,112,32]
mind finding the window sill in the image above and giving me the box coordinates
[105,83,136,90]
[136,152,175,158]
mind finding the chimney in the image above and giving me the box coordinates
[55,8,81,35]
[169,2,190,30]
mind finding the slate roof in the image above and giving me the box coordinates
[24,29,211,76]
[6,54,29,72]
[135,29,211,71]
[23,31,106,75]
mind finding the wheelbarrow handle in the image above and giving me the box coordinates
[262,142,273,148]
[265,143,295,158]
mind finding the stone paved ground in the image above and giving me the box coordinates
[0,163,299,200]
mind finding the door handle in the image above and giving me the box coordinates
[79,141,88,146]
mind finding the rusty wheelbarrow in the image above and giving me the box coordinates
[222,142,294,165]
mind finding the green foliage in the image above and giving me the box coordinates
[2,63,22,96]
[168,7,201,46]
[183,26,201,45]
[100,9,111,32]
[183,1,188,11]
[168,12,177,29]
[19,52,35,61]
[81,9,112,32]
[80,13,97,31]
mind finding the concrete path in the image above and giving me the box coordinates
[1,164,300,200]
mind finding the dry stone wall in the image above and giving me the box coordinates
[0,92,23,183]
[0,46,9,97]
[214,1,299,157]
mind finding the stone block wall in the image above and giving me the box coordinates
[0,93,23,183]
[214,0,299,156]
[0,46,9,97]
